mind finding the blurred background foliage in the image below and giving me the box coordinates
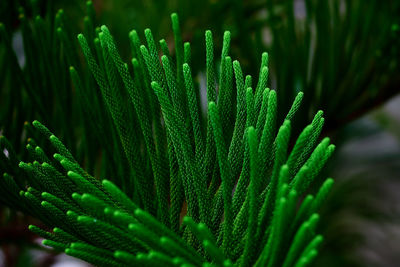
[0,0,399,266]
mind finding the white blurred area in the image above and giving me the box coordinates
[51,254,91,267]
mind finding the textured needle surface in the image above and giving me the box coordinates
[0,11,335,267]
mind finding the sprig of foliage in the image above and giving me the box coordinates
[2,0,399,156]
[0,12,335,266]
[260,0,400,129]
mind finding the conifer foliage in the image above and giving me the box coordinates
[0,11,335,267]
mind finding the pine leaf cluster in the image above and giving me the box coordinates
[0,11,335,267]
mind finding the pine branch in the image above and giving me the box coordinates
[0,12,336,267]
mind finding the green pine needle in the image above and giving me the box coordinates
[0,12,335,267]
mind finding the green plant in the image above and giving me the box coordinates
[2,0,399,154]
[261,0,400,129]
[0,12,335,266]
